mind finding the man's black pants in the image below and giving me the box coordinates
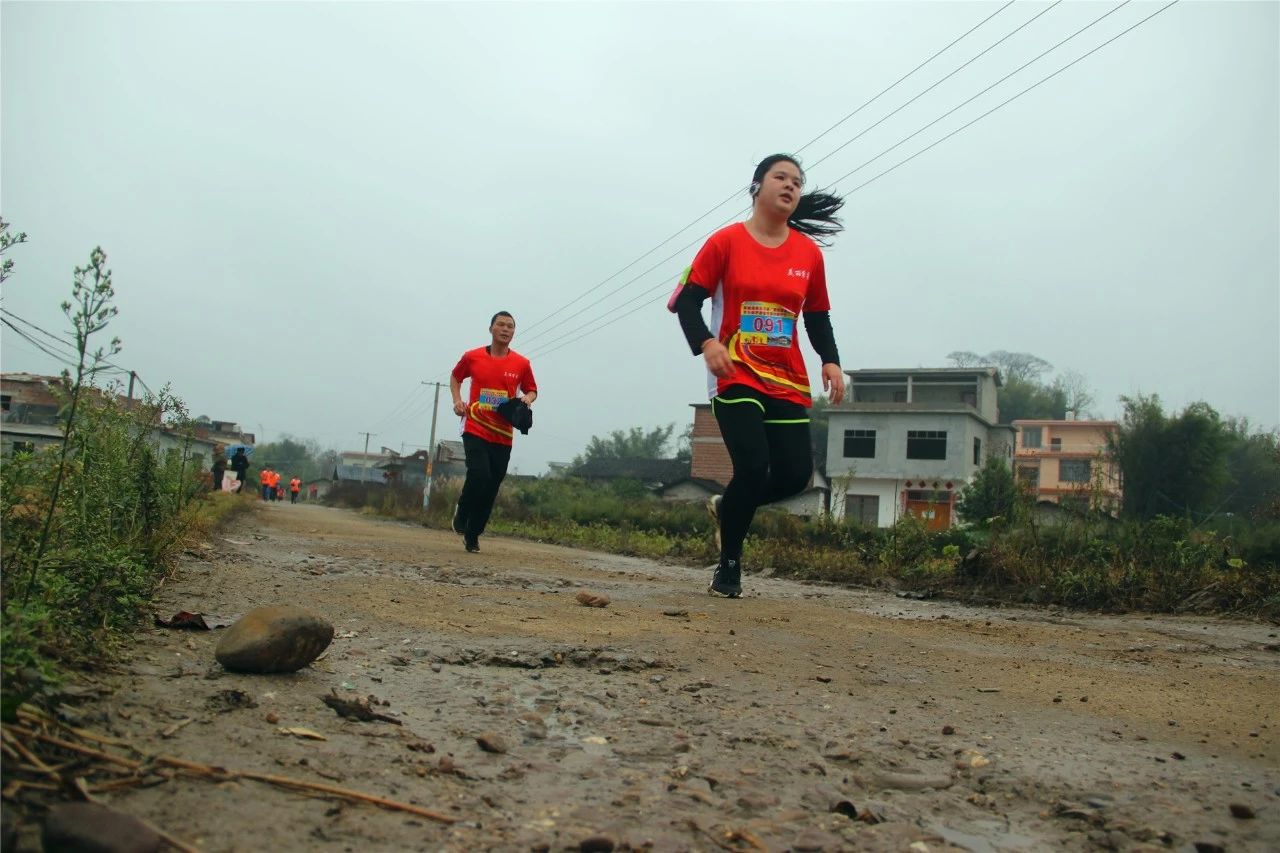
[456,434,512,538]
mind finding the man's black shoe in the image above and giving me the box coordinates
[452,505,466,536]
[464,536,480,553]
[708,559,742,598]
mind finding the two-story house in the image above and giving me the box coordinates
[825,368,1015,529]
[1013,418,1121,514]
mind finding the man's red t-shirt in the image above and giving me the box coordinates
[451,347,537,447]
[688,223,830,407]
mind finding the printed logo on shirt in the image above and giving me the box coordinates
[504,371,521,380]
[477,388,509,410]
[787,268,810,280]
[739,301,796,347]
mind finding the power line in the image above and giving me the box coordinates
[528,0,1180,365]
[517,0,1061,353]
[1,319,79,369]
[518,1,1018,339]
[821,0,1137,193]
[802,0,1063,174]
[831,0,1178,197]
[546,1,1148,350]
[2,307,157,397]
[367,383,429,433]
[793,0,1017,158]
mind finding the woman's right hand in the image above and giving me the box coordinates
[452,400,467,417]
[701,339,734,379]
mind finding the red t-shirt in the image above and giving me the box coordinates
[451,347,537,447]
[688,223,830,406]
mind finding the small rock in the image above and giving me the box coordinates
[576,591,611,608]
[215,606,333,673]
[873,771,953,790]
[1194,843,1226,853]
[941,725,955,736]
[579,837,616,853]
[475,732,511,754]
[43,803,162,853]
[264,711,279,724]
[1228,803,1256,819]
[816,675,832,683]
[661,609,688,617]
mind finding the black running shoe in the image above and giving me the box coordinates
[708,559,742,598]
[452,505,466,536]
[464,536,480,553]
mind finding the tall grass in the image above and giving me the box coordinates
[1,388,233,716]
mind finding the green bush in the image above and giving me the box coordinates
[1,389,212,716]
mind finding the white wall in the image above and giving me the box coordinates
[829,477,901,527]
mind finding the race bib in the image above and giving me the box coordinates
[739,301,795,347]
[477,388,509,410]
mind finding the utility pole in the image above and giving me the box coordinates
[127,371,136,401]
[422,381,447,509]
[357,432,376,480]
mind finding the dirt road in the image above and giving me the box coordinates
[67,503,1279,851]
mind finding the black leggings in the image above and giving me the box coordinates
[457,433,512,537]
[713,384,813,562]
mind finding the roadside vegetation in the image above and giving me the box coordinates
[326,471,1280,621]
[0,226,252,717]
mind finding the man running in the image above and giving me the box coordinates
[449,311,538,553]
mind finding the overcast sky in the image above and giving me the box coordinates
[3,1,1277,473]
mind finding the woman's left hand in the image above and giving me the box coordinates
[821,363,845,405]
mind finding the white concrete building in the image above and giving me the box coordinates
[825,368,1015,529]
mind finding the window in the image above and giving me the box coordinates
[973,437,982,465]
[1059,459,1091,483]
[1021,426,1042,449]
[906,430,947,460]
[892,391,907,403]
[1050,437,1062,452]
[1017,465,1040,489]
[0,395,10,412]
[843,429,876,459]
[846,494,879,527]
[961,391,976,407]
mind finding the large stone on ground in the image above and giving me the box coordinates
[43,802,162,853]
[215,606,333,673]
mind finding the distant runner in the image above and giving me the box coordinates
[449,311,538,553]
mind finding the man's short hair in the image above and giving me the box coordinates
[490,311,514,326]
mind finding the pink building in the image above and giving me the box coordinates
[1013,419,1121,513]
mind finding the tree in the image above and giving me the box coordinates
[946,350,1095,422]
[1221,419,1280,520]
[1052,370,1096,418]
[997,376,1068,423]
[1109,395,1231,520]
[570,424,677,472]
[253,435,334,483]
[956,455,1019,526]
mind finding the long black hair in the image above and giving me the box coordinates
[750,153,844,246]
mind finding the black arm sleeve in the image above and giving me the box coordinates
[674,283,715,356]
[803,311,840,365]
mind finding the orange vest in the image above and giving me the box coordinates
[290,478,301,492]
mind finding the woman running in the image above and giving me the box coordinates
[673,153,846,597]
